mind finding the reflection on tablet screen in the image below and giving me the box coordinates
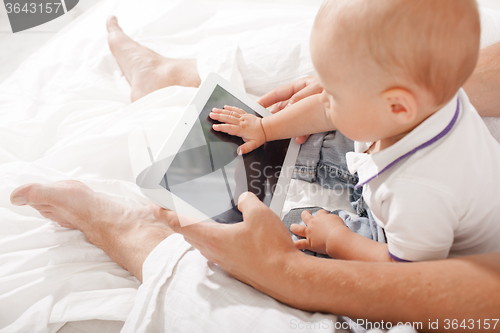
[159,85,290,224]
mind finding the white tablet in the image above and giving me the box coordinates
[136,73,300,226]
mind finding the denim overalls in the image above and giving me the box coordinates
[283,131,386,258]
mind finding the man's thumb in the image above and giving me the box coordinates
[237,191,264,214]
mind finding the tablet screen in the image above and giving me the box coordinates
[159,85,290,223]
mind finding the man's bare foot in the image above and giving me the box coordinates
[106,16,201,102]
[10,180,127,231]
[10,181,174,280]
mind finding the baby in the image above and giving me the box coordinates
[210,0,500,262]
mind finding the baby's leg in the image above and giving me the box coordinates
[287,131,386,251]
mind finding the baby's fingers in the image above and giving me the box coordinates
[212,123,240,136]
[223,105,246,115]
[210,111,240,125]
[294,238,311,250]
[212,108,242,117]
[290,223,306,237]
[301,210,313,225]
[238,140,261,155]
[316,209,329,216]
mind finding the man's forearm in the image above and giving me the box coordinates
[273,252,500,332]
[464,41,500,117]
[262,94,336,141]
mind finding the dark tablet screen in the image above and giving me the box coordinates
[159,85,290,223]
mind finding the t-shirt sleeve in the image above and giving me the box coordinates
[379,180,457,261]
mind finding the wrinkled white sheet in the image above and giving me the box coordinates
[1,0,500,332]
[0,0,332,332]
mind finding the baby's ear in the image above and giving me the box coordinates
[381,88,418,125]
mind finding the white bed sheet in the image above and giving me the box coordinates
[1,0,500,332]
[0,0,328,332]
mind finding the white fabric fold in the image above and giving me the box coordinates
[123,234,337,333]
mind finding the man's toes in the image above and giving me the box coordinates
[106,16,122,33]
[106,16,140,65]
[11,183,60,207]
[10,183,36,206]
[10,181,90,207]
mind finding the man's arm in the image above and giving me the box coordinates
[464,41,500,117]
[286,251,500,332]
[158,193,500,332]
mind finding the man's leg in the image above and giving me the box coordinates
[8,19,217,283]
[10,181,173,282]
[9,15,316,286]
[106,16,201,102]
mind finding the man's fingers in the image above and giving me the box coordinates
[237,191,268,217]
[290,223,307,237]
[270,101,289,114]
[288,82,323,106]
[295,135,310,144]
[294,239,311,250]
[270,82,322,114]
[257,76,321,110]
[212,123,240,136]
[257,81,300,108]
[301,210,313,225]
[238,141,260,155]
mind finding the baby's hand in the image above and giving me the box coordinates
[290,210,346,255]
[210,105,267,155]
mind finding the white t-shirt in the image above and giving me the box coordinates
[346,89,500,261]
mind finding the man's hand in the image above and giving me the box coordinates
[257,76,323,144]
[290,210,347,256]
[257,76,323,112]
[151,192,301,297]
[210,105,267,155]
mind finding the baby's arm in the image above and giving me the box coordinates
[210,94,336,154]
[290,210,395,262]
[261,94,336,141]
[292,181,457,262]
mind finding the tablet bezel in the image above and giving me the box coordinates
[138,72,300,223]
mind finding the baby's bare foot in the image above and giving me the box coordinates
[106,16,201,102]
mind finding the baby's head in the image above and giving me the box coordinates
[311,0,480,143]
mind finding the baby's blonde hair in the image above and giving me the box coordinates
[316,0,480,106]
